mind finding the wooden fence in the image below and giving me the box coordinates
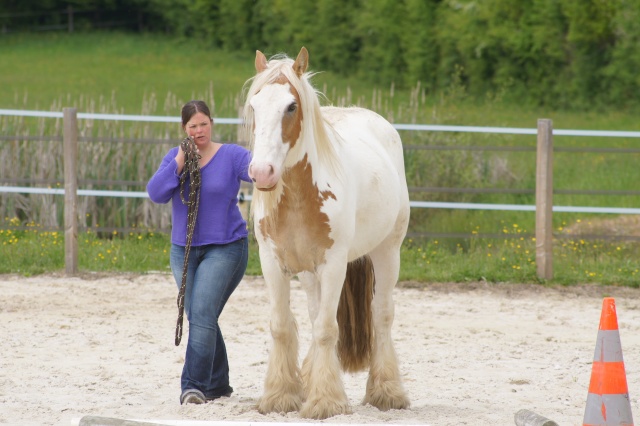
[2,108,640,280]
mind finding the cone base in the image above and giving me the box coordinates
[583,392,634,425]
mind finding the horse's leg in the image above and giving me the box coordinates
[299,271,320,325]
[257,259,303,414]
[364,241,410,410]
[298,271,319,400]
[299,261,351,419]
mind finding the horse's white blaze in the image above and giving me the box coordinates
[249,83,298,190]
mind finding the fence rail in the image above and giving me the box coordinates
[4,109,640,137]
[2,108,640,278]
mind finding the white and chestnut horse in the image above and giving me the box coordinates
[243,47,410,419]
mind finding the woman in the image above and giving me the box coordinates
[147,100,252,405]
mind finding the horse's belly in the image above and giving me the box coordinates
[349,203,404,258]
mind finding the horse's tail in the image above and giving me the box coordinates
[337,255,374,373]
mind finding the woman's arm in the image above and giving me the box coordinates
[147,147,181,204]
[235,146,253,183]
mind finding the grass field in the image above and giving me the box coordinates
[1,31,639,285]
[0,32,253,115]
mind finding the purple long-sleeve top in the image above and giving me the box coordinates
[147,144,252,246]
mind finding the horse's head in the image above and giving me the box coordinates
[246,47,309,191]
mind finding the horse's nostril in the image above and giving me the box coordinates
[269,165,274,175]
[251,178,256,182]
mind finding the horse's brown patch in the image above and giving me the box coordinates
[259,155,335,273]
[275,74,302,150]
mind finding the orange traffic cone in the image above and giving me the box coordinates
[583,297,634,426]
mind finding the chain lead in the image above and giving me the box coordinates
[175,136,201,346]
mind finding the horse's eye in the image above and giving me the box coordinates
[287,102,297,113]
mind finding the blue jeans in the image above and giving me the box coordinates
[170,237,248,397]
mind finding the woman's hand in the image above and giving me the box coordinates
[175,146,185,174]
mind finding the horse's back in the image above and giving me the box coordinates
[322,106,405,173]
[322,106,407,194]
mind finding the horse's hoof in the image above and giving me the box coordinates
[300,398,351,419]
[257,392,302,414]
[363,389,410,411]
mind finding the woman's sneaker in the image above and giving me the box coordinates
[180,389,206,405]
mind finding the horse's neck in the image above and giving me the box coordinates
[291,118,340,174]
[284,130,319,169]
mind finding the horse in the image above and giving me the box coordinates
[243,47,411,420]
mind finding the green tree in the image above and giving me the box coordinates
[601,0,640,107]
[401,0,439,90]
[562,0,618,107]
[310,0,361,75]
[216,0,256,50]
[524,0,570,105]
[250,0,290,53]
[134,0,193,35]
[264,0,316,56]
[355,0,407,85]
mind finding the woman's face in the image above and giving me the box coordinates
[184,112,212,145]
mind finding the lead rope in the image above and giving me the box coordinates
[175,136,201,346]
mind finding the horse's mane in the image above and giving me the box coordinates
[242,53,342,187]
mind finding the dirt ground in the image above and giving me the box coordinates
[2,273,640,426]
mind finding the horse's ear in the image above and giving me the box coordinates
[255,50,268,73]
[293,47,308,77]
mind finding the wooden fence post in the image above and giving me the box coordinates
[535,119,553,280]
[67,5,74,33]
[64,108,78,275]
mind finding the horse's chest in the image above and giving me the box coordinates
[258,162,335,273]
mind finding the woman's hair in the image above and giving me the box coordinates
[181,100,212,127]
